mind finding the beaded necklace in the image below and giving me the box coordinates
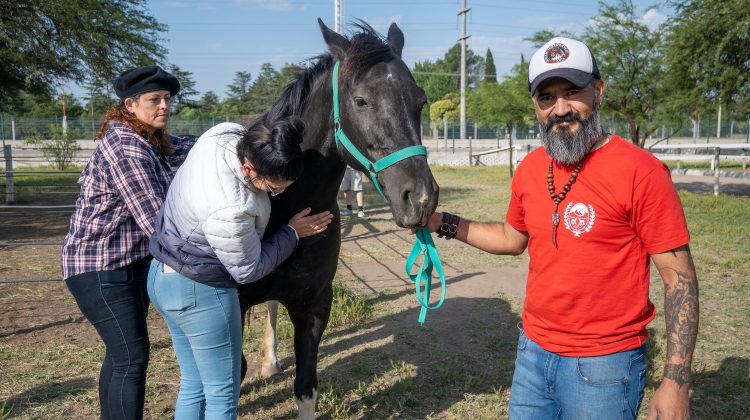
[547,160,583,248]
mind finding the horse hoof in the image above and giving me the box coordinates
[260,362,282,378]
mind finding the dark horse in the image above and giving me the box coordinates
[237,19,438,418]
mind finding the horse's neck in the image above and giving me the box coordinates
[300,75,346,185]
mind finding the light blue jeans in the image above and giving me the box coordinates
[509,328,647,420]
[147,260,241,420]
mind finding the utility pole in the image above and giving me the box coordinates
[90,85,96,140]
[458,0,471,141]
[61,81,68,138]
[334,0,342,34]
[716,102,722,139]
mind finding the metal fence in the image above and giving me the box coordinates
[2,115,748,145]
[422,117,750,142]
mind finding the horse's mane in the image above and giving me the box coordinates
[267,21,396,121]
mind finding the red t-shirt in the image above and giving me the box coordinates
[506,135,690,356]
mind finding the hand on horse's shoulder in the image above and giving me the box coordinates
[289,208,334,238]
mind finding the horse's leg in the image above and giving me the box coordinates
[260,300,282,377]
[288,287,332,420]
[238,294,252,383]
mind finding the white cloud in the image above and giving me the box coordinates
[640,8,667,29]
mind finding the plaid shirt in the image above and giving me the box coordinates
[61,121,196,280]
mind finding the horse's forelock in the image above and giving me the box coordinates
[341,22,395,79]
[269,21,397,118]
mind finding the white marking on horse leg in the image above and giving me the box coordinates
[260,300,282,377]
[296,388,318,420]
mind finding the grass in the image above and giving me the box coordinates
[0,166,748,418]
[662,159,749,171]
[0,165,82,205]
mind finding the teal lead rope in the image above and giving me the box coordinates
[331,61,446,324]
[405,227,447,325]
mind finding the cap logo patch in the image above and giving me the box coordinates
[544,43,570,64]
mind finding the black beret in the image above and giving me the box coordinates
[114,65,181,100]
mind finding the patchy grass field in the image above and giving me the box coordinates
[1,166,748,419]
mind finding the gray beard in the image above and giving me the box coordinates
[539,102,604,166]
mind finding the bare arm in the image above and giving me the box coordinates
[427,211,529,255]
[647,244,699,420]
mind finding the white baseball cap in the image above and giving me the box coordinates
[528,37,600,95]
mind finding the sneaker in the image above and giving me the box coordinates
[341,208,353,216]
[357,209,365,218]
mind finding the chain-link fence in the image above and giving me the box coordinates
[421,116,750,142]
[2,115,749,144]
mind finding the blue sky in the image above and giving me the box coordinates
[74,0,670,100]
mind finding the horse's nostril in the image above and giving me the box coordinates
[402,189,412,204]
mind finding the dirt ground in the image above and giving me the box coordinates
[2,173,749,346]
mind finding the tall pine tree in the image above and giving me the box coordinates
[484,49,497,83]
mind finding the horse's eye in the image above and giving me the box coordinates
[354,97,368,107]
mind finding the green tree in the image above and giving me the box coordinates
[440,43,485,90]
[0,0,167,112]
[484,49,498,83]
[199,91,221,115]
[581,0,666,147]
[226,71,253,98]
[245,63,282,114]
[526,30,575,48]
[663,0,750,139]
[10,91,85,118]
[169,65,199,114]
[83,80,116,117]
[429,94,459,138]
[220,71,253,116]
[413,59,456,119]
[497,62,536,140]
[278,63,306,90]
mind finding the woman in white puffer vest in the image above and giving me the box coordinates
[147,114,332,419]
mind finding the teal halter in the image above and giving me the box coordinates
[332,61,428,196]
[331,60,445,324]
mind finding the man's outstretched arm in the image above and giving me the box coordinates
[648,244,699,420]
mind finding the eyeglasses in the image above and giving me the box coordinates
[262,179,286,196]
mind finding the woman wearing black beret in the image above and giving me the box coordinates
[61,65,196,420]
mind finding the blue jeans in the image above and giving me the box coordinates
[147,260,242,420]
[65,258,151,420]
[509,329,647,420]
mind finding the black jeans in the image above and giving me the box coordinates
[65,258,151,420]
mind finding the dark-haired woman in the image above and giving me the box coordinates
[147,119,332,419]
[61,65,197,420]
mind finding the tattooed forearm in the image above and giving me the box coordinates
[661,249,699,387]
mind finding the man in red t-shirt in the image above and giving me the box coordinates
[428,37,698,420]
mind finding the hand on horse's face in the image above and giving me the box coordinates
[289,207,334,238]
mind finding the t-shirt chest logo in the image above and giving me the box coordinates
[563,202,595,237]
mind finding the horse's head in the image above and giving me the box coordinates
[318,19,439,229]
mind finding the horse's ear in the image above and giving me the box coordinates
[318,18,350,60]
[387,23,404,57]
